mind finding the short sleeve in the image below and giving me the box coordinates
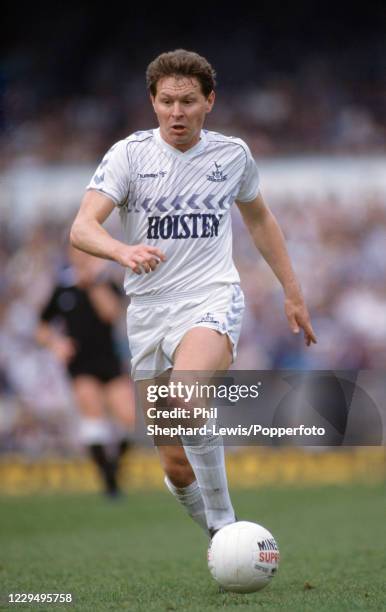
[235,142,260,203]
[86,139,131,207]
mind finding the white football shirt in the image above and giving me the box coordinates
[86,128,260,297]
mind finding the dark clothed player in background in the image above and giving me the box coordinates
[37,247,135,497]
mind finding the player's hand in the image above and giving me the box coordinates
[50,336,77,363]
[116,244,166,274]
[284,295,317,347]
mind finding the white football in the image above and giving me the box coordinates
[208,521,280,593]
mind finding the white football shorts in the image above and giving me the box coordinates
[126,283,245,380]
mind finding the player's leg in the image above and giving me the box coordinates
[137,374,208,532]
[173,326,232,370]
[172,327,236,534]
[72,375,119,497]
[160,445,209,533]
[104,374,135,453]
[104,375,136,429]
[104,375,136,488]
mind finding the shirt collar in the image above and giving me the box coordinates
[154,127,207,159]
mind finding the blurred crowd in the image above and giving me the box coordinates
[2,6,385,168]
[1,190,385,454]
[2,62,384,169]
[234,192,386,369]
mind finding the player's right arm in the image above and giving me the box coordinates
[70,190,166,274]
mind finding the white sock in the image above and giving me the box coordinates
[78,417,112,445]
[164,476,208,533]
[181,429,235,532]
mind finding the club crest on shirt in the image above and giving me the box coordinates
[207,162,227,182]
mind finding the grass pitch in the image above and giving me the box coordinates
[0,484,385,611]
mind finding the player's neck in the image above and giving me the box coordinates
[159,129,201,153]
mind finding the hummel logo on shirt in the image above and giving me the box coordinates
[137,170,167,179]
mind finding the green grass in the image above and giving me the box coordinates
[0,485,385,611]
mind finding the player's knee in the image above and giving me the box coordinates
[160,447,195,487]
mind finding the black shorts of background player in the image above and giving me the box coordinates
[37,246,135,498]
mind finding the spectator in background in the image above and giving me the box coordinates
[36,246,135,498]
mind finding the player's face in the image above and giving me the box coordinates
[151,76,215,152]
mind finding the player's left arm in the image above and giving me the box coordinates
[236,192,317,346]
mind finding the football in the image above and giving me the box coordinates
[208,521,280,593]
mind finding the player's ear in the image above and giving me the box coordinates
[206,91,215,113]
[150,94,156,112]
